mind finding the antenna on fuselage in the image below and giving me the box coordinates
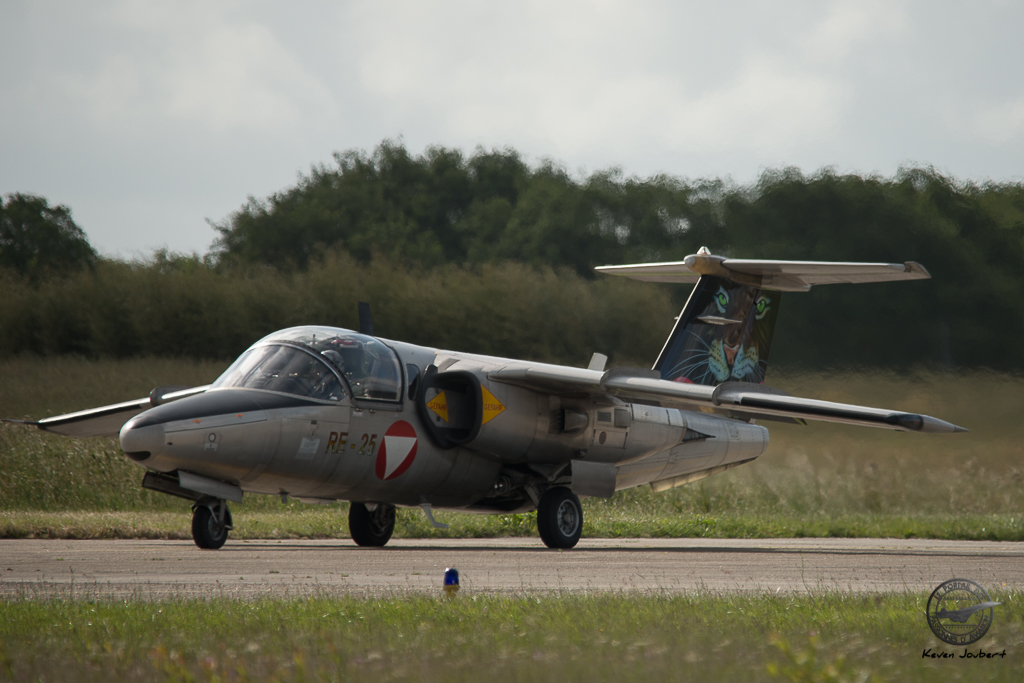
[357,301,375,336]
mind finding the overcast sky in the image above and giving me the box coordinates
[2,1,1023,257]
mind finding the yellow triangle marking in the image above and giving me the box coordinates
[426,391,449,423]
[481,386,506,425]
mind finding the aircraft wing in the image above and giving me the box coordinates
[488,366,965,434]
[2,385,209,437]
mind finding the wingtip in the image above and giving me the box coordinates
[0,418,39,427]
[916,415,969,434]
[931,419,969,434]
[904,261,931,279]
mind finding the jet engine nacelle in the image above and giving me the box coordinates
[417,366,688,466]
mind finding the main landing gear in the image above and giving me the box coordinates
[349,502,396,547]
[191,498,233,549]
[537,486,583,549]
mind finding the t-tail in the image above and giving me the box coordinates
[596,247,932,387]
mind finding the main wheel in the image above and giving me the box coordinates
[349,502,396,547]
[192,504,229,549]
[537,487,583,549]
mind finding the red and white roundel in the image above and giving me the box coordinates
[375,420,418,480]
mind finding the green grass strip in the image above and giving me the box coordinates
[1,593,1021,681]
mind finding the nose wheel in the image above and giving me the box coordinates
[191,498,232,549]
[349,502,396,547]
[537,486,583,549]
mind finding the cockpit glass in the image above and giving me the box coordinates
[250,326,403,401]
[212,345,346,402]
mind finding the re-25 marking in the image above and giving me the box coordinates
[327,431,378,456]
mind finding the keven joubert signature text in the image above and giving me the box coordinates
[922,648,1007,659]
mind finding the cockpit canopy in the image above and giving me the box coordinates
[211,326,402,402]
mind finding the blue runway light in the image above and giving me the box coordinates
[443,567,460,597]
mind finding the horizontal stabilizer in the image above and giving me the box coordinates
[596,251,930,291]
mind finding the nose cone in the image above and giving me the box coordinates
[117,389,294,466]
[119,416,164,462]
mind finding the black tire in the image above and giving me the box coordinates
[192,504,229,549]
[537,487,583,549]
[349,502,396,547]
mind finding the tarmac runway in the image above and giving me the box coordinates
[2,537,1022,599]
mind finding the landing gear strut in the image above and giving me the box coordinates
[191,498,232,549]
[349,502,396,547]
[537,486,583,549]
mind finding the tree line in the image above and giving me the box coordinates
[3,140,1024,372]
[0,251,674,369]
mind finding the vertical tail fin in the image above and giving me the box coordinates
[653,276,782,385]
[597,249,932,387]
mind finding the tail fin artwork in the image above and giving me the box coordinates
[596,247,930,386]
[655,272,779,385]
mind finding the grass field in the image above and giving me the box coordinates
[2,359,1023,682]
[1,592,1020,681]
[2,357,1023,541]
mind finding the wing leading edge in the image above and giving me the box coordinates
[1,385,209,437]
[488,365,965,434]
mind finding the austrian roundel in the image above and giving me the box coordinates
[375,420,418,480]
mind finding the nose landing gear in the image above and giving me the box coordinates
[349,502,396,547]
[192,498,233,549]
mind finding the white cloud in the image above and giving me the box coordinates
[72,54,143,122]
[161,22,331,130]
[350,2,845,160]
[665,58,847,153]
[803,0,908,62]
[972,97,1024,145]
[65,1,335,133]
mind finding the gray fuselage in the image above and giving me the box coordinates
[119,326,769,513]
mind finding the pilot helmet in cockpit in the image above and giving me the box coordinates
[321,349,345,371]
[323,339,366,379]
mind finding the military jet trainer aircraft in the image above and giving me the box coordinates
[4,248,965,550]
